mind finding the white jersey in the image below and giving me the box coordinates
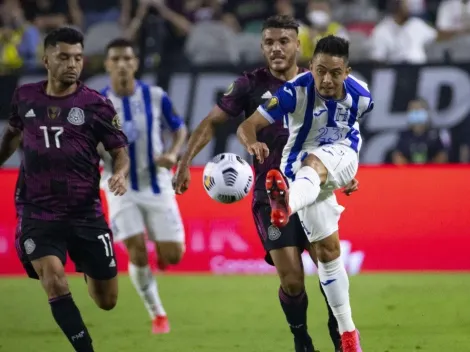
[257,71,374,179]
[100,81,185,194]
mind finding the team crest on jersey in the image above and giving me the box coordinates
[67,107,85,125]
[24,239,35,255]
[223,82,234,96]
[264,96,279,110]
[47,106,61,120]
[268,225,281,241]
[112,115,122,130]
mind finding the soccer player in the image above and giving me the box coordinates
[174,15,358,352]
[100,38,187,334]
[0,28,129,352]
[237,35,373,352]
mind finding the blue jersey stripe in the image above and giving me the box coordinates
[141,84,160,194]
[325,100,338,127]
[284,83,315,179]
[122,96,139,191]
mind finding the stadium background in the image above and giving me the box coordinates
[0,1,469,351]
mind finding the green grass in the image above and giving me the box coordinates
[0,274,469,351]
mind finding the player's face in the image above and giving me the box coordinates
[105,47,138,82]
[44,42,83,85]
[261,28,299,73]
[311,54,351,99]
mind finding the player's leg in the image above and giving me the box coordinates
[252,204,316,352]
[17,219,94,351]
[267,143,358,227]
[142,195,186,334]
[307,243,341,351]
[68,217,118,311]
[301,195,362,352]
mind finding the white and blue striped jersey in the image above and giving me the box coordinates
[100,81,185,194]
[257,71,374,179]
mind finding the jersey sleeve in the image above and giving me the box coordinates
[257,82,297,123]
[359,98,374,119]
[93,97,129,151]
[8,89,23,130]
[217,75,251,117]
[161,93,185,131]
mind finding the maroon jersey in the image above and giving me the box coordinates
[10,81,128,221]
[217,67,307,204]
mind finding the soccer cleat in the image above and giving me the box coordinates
[152,315,170,334]
[266,169,291,228]
[341,330,362,352]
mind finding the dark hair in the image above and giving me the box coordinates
[44,27,84,50]
[313,35,349,60]
[105,38,135,54]
[262,15,299,34]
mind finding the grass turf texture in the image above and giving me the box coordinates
[0,274,468,351]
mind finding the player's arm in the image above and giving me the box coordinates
[0,90,22,166]
[94,98,130,195]
[237,83,297,163]
[174,77,250,194]
[155,93,188,169]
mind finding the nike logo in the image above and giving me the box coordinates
[313,109,327,117]
[320,279,337,286]
[283,86,293,96]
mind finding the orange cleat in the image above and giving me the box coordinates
[341,330,362,352]
[152,315,170,334]
[266,169,291,228]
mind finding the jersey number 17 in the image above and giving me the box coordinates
[40,126,64,148]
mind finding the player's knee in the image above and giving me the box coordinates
[125,235,148,267]
[41,270,69,297]
[278,270,304,296]
[301,154,327,183]
[158,242,184,265]
[315,232,341,263]
[96,293,118,311]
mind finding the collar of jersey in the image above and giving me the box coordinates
[107,79,141,97]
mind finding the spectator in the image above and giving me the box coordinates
[68,0,132,30]
[221,0,273,33]
[20,0,69,32]
[298,0,348,63]
[392,98,450,165]
[0,0,40,71]
[436,0,470,34]
[370,0,438,64]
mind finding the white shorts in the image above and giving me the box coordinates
[296,144,358,243]
[106,189,185,243]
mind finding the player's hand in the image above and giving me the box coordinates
[173,162,191,195]
[247,142,269,164]
[108,172,127,196]
[342,178,359,196]
[155,153,177,169]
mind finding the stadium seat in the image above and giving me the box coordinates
[184,21,240,65]
[348,31,370,62]
[448,35,470,62]
[236,33,263,64]
[84,22,124,56]
[425,41,451,63]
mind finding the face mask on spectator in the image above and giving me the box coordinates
[307,10,330,28]
[408,110,429,125]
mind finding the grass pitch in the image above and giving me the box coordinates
[0,274,468,352]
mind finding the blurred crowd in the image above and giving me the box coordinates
[0,0,468,164]
[1,0,470,72]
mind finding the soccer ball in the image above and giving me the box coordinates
[203,153,254,204]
